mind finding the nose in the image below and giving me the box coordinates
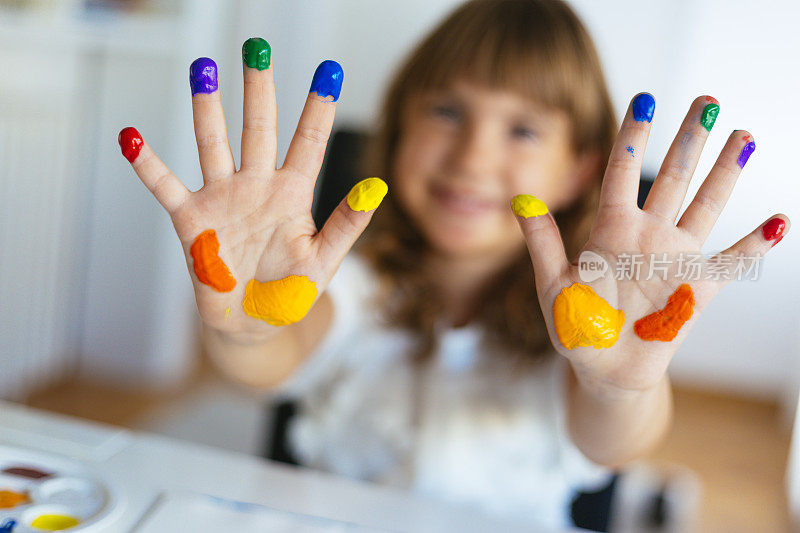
[446,119,502,181]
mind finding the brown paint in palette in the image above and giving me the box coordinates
[2,466,52,480]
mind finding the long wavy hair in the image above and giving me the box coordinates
[357,0,617,366]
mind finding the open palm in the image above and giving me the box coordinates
[516,94,789,395]
[121,48,378,338]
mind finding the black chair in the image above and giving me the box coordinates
[263,128,656,531]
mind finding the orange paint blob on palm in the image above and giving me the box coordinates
[242,275,317,326]
[0,489,29,509]
[190,229,236,292]
[634,284,694,342]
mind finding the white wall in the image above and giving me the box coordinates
[2,0,796,399]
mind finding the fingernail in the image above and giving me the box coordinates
[700,103,720,131]
[347,177,388,212]
[511,194,549,218]
[190,57,218,96]
[118,127,143,163]
[310,60,343,102]
[242,38,271,70]
[762,217,785,243]
[737,139,756,168]
[632,93,655,123]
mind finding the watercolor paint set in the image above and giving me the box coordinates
[0,445,115,532]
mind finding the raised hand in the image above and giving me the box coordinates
[119,39,386,339]
[514,93,789,396]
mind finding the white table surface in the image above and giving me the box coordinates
[0,401,578,532]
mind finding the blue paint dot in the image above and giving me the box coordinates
[310,60,344,101]
[626,145,635,157]
[632,93,655,123]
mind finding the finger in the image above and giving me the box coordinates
[599,92,655,212]
[643,96,719,222]
[677,130,755,241]
[119,127,190,214]
[314,178,387,271]
[511,195,568,291]
[240,38,277,172]
[709,214,789,286]
[281,60,343,190]
[190,57,236,184]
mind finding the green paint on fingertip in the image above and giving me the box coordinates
[242,38,271,70]
[700,103,719,132]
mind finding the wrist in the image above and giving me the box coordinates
[569,362,669,403]
[202,322,278,346]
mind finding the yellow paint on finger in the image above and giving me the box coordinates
[224,307,231,320]
[511,194,549,218]
[553,283,624,349]
[242,275,317,326]
[346,177,388,212]
[30,514,80,530]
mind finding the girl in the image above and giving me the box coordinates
[118,0,789,528]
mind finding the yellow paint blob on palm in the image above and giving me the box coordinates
[553,283,624,349]
[0,489,29,508]
[511,194,549,218]
[346,177,388,212]
[242,275,317,326]
[30,514,80,530]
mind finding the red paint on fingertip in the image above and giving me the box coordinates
[705,96,719,104]
[742,134,751,142]
[119,127,144,163]
[771,235,784,247]
[762,217,785,242]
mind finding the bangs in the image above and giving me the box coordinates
[399,0,606,151]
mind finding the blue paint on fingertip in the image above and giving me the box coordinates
[190,57,218,96]
[632,93,655,123]
[310,60,343,101]
[626,145,634,157]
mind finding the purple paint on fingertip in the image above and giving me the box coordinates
[190,57,218,96]
[737,141,755,168]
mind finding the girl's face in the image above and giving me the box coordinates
[393,80,594,259]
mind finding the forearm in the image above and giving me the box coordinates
[566,365,673,468]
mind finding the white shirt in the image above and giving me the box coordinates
[271,254,611,529]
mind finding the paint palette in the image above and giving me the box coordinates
[0,445,115,532]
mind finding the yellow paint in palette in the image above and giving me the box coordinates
[30,514,80,530]
[242,275,317,326]
[553,283,624,349]
[511,194,548,218]
[346,177,388,212]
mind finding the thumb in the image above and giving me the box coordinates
[512,194,569,290]
[315,177,388,271]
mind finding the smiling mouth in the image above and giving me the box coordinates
[430,184,500,216]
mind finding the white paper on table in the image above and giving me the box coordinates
[133,490,392,533]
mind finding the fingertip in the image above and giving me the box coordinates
[733,130,756,168]
[631,92,656,123]
[118,126,143,163]
[511,194,549,219]
[698,96,720,131]
[346,177,388,212]
[310,60,344,102]
[242,37,271,70]
[190,57,219,96]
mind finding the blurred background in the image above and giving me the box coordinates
[0,0,798,530]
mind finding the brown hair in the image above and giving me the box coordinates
[358,0,617,365]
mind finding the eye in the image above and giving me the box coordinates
[511,125,538,140]
[430,103,462,123]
